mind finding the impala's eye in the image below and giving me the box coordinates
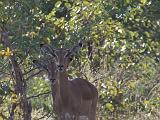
[52,54,56,57]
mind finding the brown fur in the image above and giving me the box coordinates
[42,46,98,120]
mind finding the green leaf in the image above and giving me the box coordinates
[140,0,147,4]
[0,1,3,5]
[106,103,114,111]
[124,0,131,4]
[0,87,5,95]
[144,100,150,105]
[55,1,62,8]
[83,0,91,6]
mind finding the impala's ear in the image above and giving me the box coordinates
[40,44,56,57]
[33,60,48,71]
[65,42,83,57]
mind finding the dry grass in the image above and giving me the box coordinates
[31,108,160,120]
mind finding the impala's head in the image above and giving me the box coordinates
[40,42,82,72]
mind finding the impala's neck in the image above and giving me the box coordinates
[57,70,68,84]
[56,70,70,100]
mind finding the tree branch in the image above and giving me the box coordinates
[27,91,51,100]
[25,69,43,81]
[0,30,32,120]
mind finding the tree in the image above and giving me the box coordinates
[0,0,160,119]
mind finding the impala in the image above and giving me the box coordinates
[35,42,98,120]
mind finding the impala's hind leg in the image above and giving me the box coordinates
[90,97,98,120]
[78,116,89,120]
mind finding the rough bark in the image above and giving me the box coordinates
[0,31,32,120]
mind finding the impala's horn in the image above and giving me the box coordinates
[32,59,48,71]
[40,44,55,56]
[69,41,82,55]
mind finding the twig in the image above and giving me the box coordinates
[27,91,51,100]
[37,112,52,120]
[0,70,11,77]
[148,83,160,99]
[25,70,43,81]
[23,67,37,76]
[92,76,107,83]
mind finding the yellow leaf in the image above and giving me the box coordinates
[30,32,37,38]
[11,93,19,103]
[5,47,13,56]
[0,50,5,56]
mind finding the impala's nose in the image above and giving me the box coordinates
[57,65,64,71]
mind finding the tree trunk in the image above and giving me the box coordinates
[0,31,32,120]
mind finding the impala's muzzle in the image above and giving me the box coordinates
[57,64,64,71]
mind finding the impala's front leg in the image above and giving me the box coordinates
[59,113,75,120]
[78,116,89,120]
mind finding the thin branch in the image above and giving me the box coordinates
[23,67,38,75]
[0,70,10,75]
[25,69,43,81]
[37,112,52,120]
[8,103,17,120]
[80,71,88,80]
[148,83,160,99]
[27,91,51,100]
[92,76,108,83]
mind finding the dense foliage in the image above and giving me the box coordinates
[0,0,160,119]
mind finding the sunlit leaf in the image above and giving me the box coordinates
[140,0,147,4]
[83,0,91,6]
[5,47,13,56]
[0,116,3,120]
[106,103,114,111]
[124,0,132,4]
[55,1,62,8]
